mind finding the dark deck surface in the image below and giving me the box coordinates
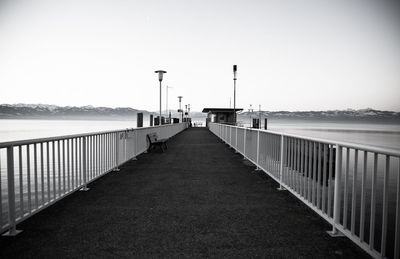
[0,128,369,258]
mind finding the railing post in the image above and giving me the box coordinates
[277,135,286,191]
[132,130,138,160]
[255,130,260,170]
[328,144,344,237]
[80,137,90,191]
[3,146,22,236]
[243,128,247,159]
[113,133,120,171]
[235,127,238,150]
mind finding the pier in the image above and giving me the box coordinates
[0,127,369,258]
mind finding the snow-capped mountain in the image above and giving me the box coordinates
[0,104,156,120]
[238,108,400,122]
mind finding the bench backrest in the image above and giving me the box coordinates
[147,132,158,143]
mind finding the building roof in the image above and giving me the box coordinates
[202,108,243,113]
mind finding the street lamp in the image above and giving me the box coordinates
[178,96,183,122]
[155,70,167,125]
[233,65,237,125]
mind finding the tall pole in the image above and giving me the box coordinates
[155,70,167,125]
[178,96,183,122]
[166,85,168,119]
[233,65,237,125]
[159,81,162,124]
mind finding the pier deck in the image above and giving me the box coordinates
[0,128,369,258]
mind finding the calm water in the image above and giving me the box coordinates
[1,119,399,150]
[240,119,400,150]
[0,119,144,142]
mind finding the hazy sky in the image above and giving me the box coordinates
[1,0,399,112]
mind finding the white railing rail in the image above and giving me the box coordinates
[0,123,187,236]
[209,122,400,259]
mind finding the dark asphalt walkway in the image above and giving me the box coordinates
[0,128,369,258]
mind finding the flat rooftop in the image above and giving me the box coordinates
[0,128,369,258]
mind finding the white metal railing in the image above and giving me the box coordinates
[209,122,400,259]
[0,123,186,236]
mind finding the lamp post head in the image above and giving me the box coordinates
[178,96,183,101]
[155,70,167,81]
[233,65,237,79]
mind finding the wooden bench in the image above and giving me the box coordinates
[147,132,168,152]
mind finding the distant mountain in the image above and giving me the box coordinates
[238,108,400,122]
[0,104,399,122]
[0,104,156,120]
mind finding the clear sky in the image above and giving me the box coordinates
[1,0,399,112]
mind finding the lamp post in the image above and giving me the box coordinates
[233,65,237,125]
[178,96,183,122]
[155,70,167,125]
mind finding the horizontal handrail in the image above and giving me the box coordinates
[222,124,400,157]
[0,123,181,148]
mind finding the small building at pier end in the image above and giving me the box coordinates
[202,108,243,127]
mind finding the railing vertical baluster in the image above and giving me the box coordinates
[343,148,349,228]
[293,138,296,189]
[317,143,322,209]
[308,142,312,202]
[62,140,65,194]
[107,134,110,169]
[34,144,38,208]
[74,138,78,187]
[235,127,238,150]
[72,139,75,188]
[67,139,71,191]
[395,158,400,259]
[79,138,82,184]
[58,140,61,198]
[304,140,309,200]
[351,149,358,235]
[52,141,56,200]
[243,128,246,159]
[40,142,44,206]
[360,151,367,242]
[27,145,31,213]
[329,144,342,236]
[369,153,378,250]
[47,142,51,202]
[312,142,317,206]
[80,137,89,191]
[3,146,22,236]
[322,144,328,213]
[300,139,304,197]
[18,146,24,218]
[328,144,333,217]
[380,155,389,256]
[115,133,120,170]
[97,135,100,176]
[297,139,300,193]
[278,135,285,191]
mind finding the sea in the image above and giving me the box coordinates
[0,119,399,150]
